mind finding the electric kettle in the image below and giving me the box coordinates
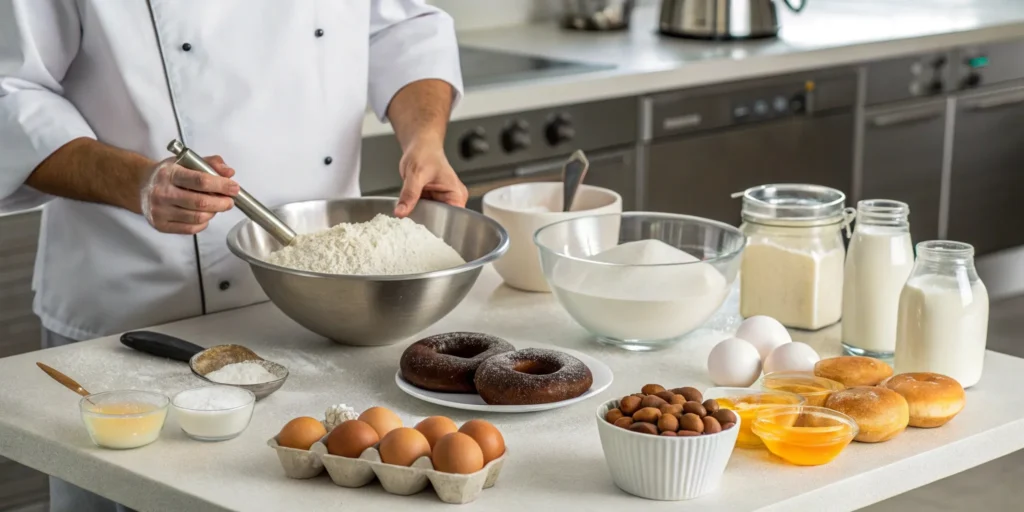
[659,0,807,40]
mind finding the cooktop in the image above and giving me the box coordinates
[459,47,612,89]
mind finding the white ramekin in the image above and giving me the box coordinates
[595,399,740,501]
[482,183,622,292]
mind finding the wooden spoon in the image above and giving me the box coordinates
[37,362,96,405]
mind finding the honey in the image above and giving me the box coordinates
[761,371,845,407]
[711,391,804,448]
[751,406,857,466]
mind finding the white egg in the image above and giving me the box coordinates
[763,342,821,374]
[736,315,792,361]
[707,337,763,387]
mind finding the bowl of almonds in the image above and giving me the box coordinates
[595,384,740,501]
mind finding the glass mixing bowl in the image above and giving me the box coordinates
[534,212,745,351]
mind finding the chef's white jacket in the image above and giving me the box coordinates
[0,0,463,340]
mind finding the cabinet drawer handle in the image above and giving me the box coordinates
[662,114,703,131]
[869,108,943,128]
[965,91,1024,111]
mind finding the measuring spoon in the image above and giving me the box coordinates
[120,331,288,400]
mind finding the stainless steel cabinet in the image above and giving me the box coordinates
[0,210,41,358]
[947,85,1024,255]
[646,114,855,225]
[861,99,946,242]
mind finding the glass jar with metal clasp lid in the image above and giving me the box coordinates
[735,184,855,331]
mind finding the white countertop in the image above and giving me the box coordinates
[363,0,1024,136]
[2,268,1023,511]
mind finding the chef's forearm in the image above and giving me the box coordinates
[386,79,455,152]
[26,137,151,214]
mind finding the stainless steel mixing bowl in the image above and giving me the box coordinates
[226,198,509,346]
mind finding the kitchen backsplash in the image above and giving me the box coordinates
[428,0,657,31]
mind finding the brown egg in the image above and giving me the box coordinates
[415,416,458,449]
[432,432,484,474]
[277,417,327,450]
[458,419,505,464]
[379,427,431,467]
[326,420,379,458]
[359,407,403,438]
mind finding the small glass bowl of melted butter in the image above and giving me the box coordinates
[760,371,846,407]
[751,405,858,466]
[80,390,169,449]
[704,388,805,448]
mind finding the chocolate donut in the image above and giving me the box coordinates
[400,332,515,393]
[474,348,593,405]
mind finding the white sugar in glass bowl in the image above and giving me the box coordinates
[171,386,256,441]
[535,212,745,351]
[595,398,740,501]
[483,183,621,292]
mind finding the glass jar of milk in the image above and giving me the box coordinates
[738,184,852,330]
[841,200,914,358]
[895,241,989,388]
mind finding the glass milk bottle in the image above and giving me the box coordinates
[894,241,989,388]
[841,200,914,358]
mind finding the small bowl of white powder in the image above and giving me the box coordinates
[171,386,256,442]
[189,345,289,401]
[535,212,746,351]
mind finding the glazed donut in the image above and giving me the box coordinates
[824,386,909,443]
[473,348,593,405]
[814,356,894,387]
[880,373,966,428]
[400,333,515,393]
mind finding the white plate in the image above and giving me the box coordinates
[394,344,614,413]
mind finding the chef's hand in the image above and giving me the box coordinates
[138,156,239,234]
[395,144,468,218]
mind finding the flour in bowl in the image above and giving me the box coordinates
[265,214,465,275]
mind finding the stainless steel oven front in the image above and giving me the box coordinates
[360,96,639,212]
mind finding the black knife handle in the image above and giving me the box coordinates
[120,331,204,362]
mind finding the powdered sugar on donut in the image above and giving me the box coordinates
[474,348,594,405]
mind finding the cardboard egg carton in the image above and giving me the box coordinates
[267,436,325,479]
[267,435,506,504]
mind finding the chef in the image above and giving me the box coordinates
[0,0,465,510]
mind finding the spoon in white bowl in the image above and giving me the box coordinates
[562,149,590,212]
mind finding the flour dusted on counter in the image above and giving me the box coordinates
[266,214,465,275]
[553,239,729,341]
[204,362,278,385]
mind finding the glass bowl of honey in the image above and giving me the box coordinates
[760,371,845,407]
[751,405,858,466]
[703,388,804,448]
[79,390,169,449]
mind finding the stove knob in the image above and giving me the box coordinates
[928,79,944,95]
[501,121,531,153]
[459,130,489,159]
[963,72,982,89]
[545,116,575,146]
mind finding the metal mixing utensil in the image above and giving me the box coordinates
[562,149,590,212]
[36,363,96,404]
[120,331,289,400]
[166,139,296,246]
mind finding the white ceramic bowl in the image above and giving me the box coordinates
[482,183,621,292]
[595,399,740,501]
